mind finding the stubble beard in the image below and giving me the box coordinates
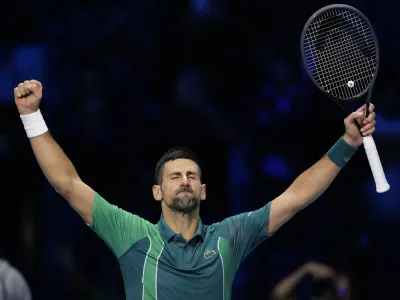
[167,193,200,214]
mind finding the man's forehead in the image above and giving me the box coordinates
[164,159,199,173]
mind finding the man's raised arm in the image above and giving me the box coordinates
[267,103,376,235]
[14,80,95,224]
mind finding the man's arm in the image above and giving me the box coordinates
[267,104,376,235]
[30,132,95,224]
[268,154,341,234]
[15,80,94,224]
[15,80,152,257]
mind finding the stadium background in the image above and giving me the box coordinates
[0,0,399,299]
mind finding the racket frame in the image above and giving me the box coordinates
[300,3,380,119]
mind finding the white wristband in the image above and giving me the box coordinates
[20,109,49,138]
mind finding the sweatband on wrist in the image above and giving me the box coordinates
[20,109,49,138]
[326,136,358,168]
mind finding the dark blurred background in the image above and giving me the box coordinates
[0,0,399,299]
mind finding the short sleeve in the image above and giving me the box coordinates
[2,261,32,300]
[217,202,272,265]
[90,193,152,258]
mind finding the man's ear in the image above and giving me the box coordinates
[201,184,206,200]
[152,185,162,201]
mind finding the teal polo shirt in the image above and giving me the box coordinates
[90,193,272,300]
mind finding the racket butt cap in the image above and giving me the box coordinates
[376,183,390,193]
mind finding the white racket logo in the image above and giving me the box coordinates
[347,80,354,88]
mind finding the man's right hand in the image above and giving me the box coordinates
[14,80,43,115]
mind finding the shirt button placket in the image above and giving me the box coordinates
[183,246,192,266]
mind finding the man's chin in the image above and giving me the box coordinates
[170,197,200,213]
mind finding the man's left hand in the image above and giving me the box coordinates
[343,103,376,147]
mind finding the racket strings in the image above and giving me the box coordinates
[306,10,375,97]
[303,8,377,100]
[309,15,370,46]
[308,12,373,92]
[312,28,375,95]
[305,33,375,87]
[310,25,374,51]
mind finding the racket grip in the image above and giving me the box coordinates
[362,135,390,193]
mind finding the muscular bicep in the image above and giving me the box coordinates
[268,191,298,235]
[60,177,95,224]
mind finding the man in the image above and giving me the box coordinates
[13,80,376,300]
[0,258,31,300]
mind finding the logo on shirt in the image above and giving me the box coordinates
[204,249,217,259]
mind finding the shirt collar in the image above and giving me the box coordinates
[157,215,206,242]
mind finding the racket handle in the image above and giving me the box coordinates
[362,135,390,193]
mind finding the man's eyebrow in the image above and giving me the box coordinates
[167,171,199,175]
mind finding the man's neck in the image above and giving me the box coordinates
[162,208,200,241]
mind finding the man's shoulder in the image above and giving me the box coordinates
[204,219,231,237]
[127,213,159,233]
[205,213,245,228]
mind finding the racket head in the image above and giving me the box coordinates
[300,4,380,102]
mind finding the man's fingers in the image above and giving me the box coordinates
[356,103,375,113]
[15,80,42,98]
[14,87,22,98]
[345,111,364,125]
[361,120,376,132]
[29,79,42,90]
[17,83,26,97]
[363,112,376,124]
[368,103,375,112]
[362,127,376,136]
[23,81,31,94]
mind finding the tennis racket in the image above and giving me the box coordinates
[300,4,390,193]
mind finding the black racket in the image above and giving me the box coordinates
[300,4,390,193]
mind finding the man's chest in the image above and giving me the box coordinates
[160,235,220,269]
[129,234,222,272]
[119,235,237,300]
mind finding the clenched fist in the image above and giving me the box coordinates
[14,80,43,115]
[343,103,376,148]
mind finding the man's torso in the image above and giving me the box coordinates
[90,193,271,300]
[119,222,237,300]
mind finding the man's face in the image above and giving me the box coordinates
[153,159,206,213]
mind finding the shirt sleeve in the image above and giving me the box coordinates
[89,193,152,258]
[218,202,272,265]
[3,262,32,300]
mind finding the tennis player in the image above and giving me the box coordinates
[14,80,376,300]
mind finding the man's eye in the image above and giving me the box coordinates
[172,176,179,179]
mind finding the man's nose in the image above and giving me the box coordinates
[181,176,190,185]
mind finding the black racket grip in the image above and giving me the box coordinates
[366,102,370,118]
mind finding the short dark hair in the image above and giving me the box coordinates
[155,147,202,184]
